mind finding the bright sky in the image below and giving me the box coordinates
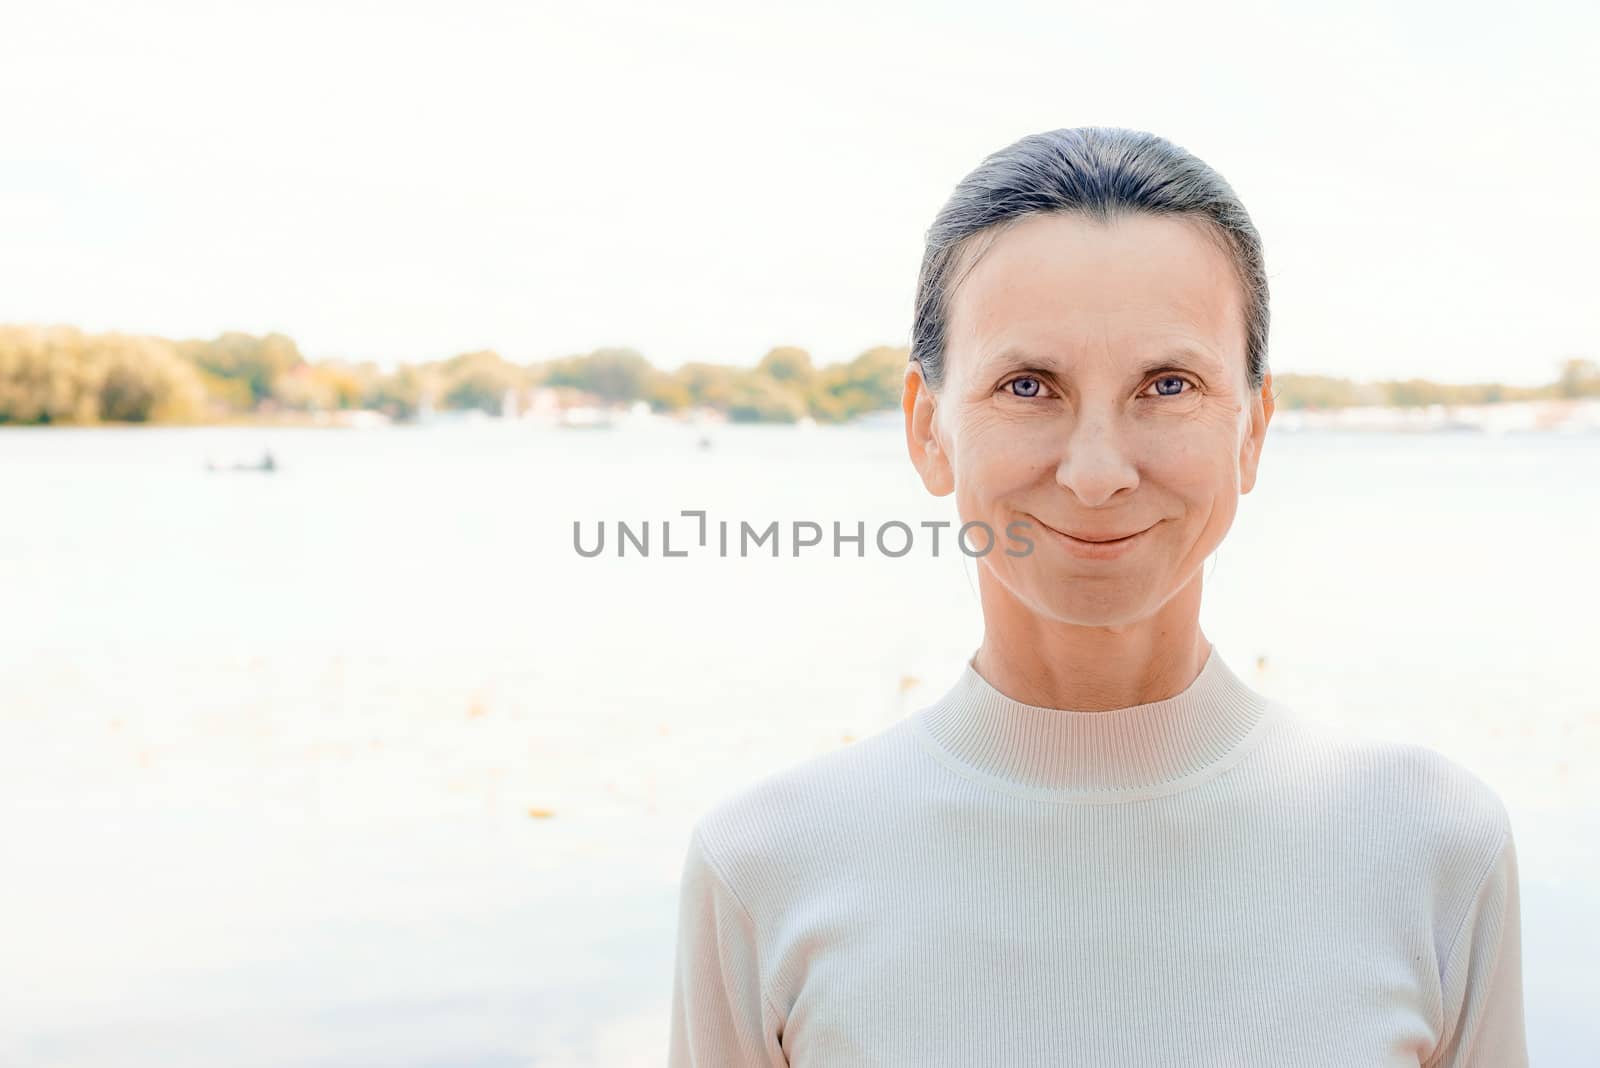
[2,0,1594,386]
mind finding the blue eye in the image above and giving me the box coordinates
[1149,375,1192,397]
[1002,374,1194,400]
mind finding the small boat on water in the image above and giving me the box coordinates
[205,449,277,473]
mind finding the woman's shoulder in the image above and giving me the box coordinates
[1267,707,1514,861]
[689,718,922,876]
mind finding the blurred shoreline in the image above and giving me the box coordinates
[5,395,1600,434]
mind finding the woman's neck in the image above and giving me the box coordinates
[971,569,1210,713]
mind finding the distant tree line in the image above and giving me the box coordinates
[0,323,1595,426]
[1270,360,1600,409]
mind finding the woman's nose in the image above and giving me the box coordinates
[1054,415,1139,506]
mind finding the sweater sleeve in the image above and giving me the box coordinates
[668,824,787,1067]
[1424,829,1528,1067]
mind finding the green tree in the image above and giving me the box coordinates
[728,374,807,423]
[364,364,428,420]
[670,361,741,409]
[1556,358,1600,398]
[756,346,814,385]
[438,349,525,413]
[92,334,206,422]
[0,325,96,423]
[541,347,654,404]
[808,345,908,422]
[180,331,305,406]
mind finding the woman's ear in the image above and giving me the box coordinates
[904,362,955,496]
[1239,372,1274,495]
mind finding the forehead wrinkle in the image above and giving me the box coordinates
[946,213,1246,387]
[984,326,1225,370]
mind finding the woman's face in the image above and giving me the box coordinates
[904,210,1273,628]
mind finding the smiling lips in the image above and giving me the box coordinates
[1045,521,1150,543]
[1032,516,1157,557]
[1062,528,1144,543]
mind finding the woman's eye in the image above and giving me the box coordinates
[1002,374,1193,400]
[1147,375,1193,398]
[1005,376,1048,399]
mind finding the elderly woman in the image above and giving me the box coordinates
[669,128,1526,1066]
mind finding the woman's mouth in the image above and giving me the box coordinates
[1032,517,1156,560]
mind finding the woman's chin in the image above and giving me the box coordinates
[1013,581,1157,627]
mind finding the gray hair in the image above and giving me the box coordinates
[910,127,1270,394]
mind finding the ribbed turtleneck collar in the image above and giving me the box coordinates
[911,642,1276,803]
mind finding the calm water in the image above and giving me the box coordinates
[1,423,1596,1065]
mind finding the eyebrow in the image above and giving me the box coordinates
[988,344,1222,378]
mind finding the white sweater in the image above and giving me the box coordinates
[668,642,1526,1066]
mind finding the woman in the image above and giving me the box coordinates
[669,128,1526,1066]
